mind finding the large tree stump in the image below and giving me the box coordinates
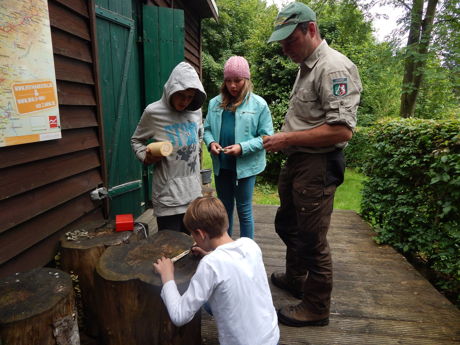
[60,221,148,337]
[95,230,201,345]
[0,268,79,345]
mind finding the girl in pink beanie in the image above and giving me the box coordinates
[203,56,274,239]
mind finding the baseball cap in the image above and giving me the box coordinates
[267,2,316,43]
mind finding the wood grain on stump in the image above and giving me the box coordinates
[60,221,147,337]
[95,230,201,345]
[0,268,79,345]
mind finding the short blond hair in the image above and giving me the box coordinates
[184,196,229,238]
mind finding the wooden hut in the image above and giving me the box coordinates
[0,0,218,278]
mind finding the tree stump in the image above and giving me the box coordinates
[95,230,201,345]
[0,268,79,345]
[60,221,148,337]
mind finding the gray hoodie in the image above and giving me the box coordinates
[131,62,207,217]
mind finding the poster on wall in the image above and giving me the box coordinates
[0,0,61,147]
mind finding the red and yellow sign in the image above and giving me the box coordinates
[0,0,61,147]
[12,81,57,114]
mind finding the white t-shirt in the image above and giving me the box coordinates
[161,237,280,345]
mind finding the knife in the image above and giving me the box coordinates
[171,243,197,263]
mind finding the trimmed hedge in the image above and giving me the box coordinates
[344,126,371,171]
[360,118,460,304]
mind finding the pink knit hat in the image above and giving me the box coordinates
[224,56,251,80]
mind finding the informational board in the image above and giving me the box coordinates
[0,0,61,147]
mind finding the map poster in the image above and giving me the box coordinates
[0,0,61,147]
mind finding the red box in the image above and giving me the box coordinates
[115,214,134,231]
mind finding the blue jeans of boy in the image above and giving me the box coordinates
[214,169,256,239]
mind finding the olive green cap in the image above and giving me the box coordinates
[268,2,316,43]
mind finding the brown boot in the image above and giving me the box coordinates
[270,272,303,299]
[277,302,329,327]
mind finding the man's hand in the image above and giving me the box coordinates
[263,132,290,152]
[153,256,174,284]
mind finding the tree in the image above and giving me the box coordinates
[201,0,270,101]
[400,0,439,118]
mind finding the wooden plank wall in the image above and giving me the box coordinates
[0,0,105,278]
[149,0,203,75]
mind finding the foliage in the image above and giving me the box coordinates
[201,0,272,102]
[260,97,289,183]
[343,126,372,171]
[360,118,460,303]
[415,52,460,119]
[334,168,366,212]
[364,0,460,119]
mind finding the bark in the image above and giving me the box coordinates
[0,268,79,345]
[400,0,439,117]
[94,230,201,345]
[60,221,147,337]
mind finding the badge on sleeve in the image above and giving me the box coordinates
[332,78,348,96]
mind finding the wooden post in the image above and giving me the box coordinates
[94,230,201,345]
[0,268,79,345]
[60,222,147,337]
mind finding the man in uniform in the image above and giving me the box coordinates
[263,2,362,327]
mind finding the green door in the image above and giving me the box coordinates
[95,0,145,218]
[142,5,185,200]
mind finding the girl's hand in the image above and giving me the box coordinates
[153,256,174,284]
[209,142,223,155]
[144,147,163,165]
[223,144,242,156]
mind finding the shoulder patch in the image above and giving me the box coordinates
[332,78,348,96]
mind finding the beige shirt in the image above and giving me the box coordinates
[282,40,362,154]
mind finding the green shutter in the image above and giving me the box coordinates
[95,0,145,218]
[142,6,185,202]
[143,6,185,104]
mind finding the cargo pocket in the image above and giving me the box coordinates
[293,185,323,215]
[293,184,336,235]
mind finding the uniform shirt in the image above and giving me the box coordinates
[161,237,280,345]
[282,40,362,155]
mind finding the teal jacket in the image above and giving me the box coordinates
[203,93,274,179]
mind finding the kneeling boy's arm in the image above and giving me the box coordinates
[161,263,215,327]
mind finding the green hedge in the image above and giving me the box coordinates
[344,126,371,171]
[360,118,460,304]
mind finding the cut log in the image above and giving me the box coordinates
[60,221,148,337]
[95,230,201,345]
[0,268,79,345]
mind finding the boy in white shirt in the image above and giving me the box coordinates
[153,196,280,345]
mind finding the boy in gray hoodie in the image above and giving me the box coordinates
[131,62,207,232]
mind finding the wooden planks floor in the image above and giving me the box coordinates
[200,205,460,345]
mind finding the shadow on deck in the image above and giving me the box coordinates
[200,205,460,345]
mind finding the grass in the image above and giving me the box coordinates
[201,144,365,213]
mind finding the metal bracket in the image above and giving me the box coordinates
[90,187,108,200]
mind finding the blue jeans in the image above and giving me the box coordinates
[215,169,256,239]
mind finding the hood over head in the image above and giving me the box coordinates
[163,62,207,111]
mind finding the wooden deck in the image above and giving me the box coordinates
[199,205,460,345]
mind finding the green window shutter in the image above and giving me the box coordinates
[143,6,185,105]
[95,1,145,218]
[142,6,185,204]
